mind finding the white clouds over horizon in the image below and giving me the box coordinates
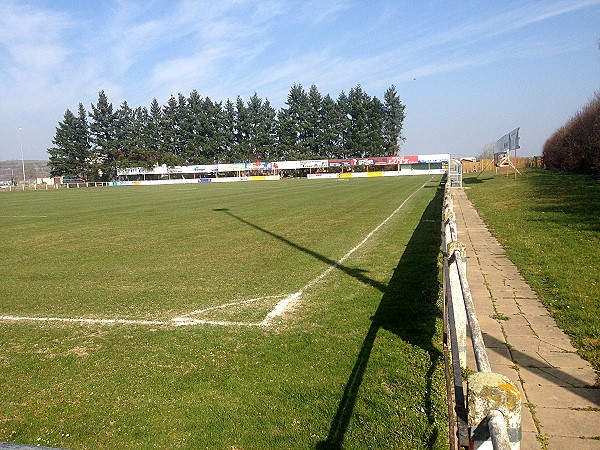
[1,0,599,161]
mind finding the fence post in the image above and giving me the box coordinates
[467,372,522,449]
[443,197,468,368]
[447,251,467,368]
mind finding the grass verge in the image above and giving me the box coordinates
[463,169,600,376]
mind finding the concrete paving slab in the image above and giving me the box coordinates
[468,286,490,297]
[520,431,544,449]
[537,336,578,353]
[519,403,539,434]
[535,407,600,437]
[519,366,598,388]
[533,324,578,341]
[476,312,502,330]
[511,350,553,368]
[481,331,507,349]
[546,436,600,449]
[542,351,598,369]
[501,316,537,336]
[486,346,514,367]
[528,315,568,331]
[509,335,575,354]
[493,301,523,316]
[472,304,496,319]
[516,301,551,316]
[523,379,600,409]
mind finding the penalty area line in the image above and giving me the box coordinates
[0,314,266,328]
[0,215,49,218]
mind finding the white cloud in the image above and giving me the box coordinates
[0,2,73,75]
[302,0,350,24]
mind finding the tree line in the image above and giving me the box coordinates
[48,84,405,181]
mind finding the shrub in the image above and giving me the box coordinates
[543,93,600,175]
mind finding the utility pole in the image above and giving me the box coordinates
[19,127,25,184]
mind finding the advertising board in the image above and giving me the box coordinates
[387,155,418,165]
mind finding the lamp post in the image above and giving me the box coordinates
[19,127,25,184]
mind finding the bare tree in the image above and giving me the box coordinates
[478,141,495,160]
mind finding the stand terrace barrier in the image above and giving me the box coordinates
[441,180,521,450]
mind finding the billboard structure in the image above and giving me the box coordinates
[114,154,450,185]
[494,128,521,177]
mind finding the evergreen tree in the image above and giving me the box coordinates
[344,85,388,157]
[383,85,406,155]
[48,103,91,179]
[346,84,372,157]
[131,106,158,169]
[201,96,225,163]
[336,91,351,158]
[261,99,280,160]
[222,99,237,163]
[89,90,117,180]
[176,93,190,160]
[160,94,184,163]
[278,84,311,159]
[75,103,93,179]
[115,100,135,166]
[184,90,206,163]
[307,85,323,157]
[245,93,277,161]
[367,96,386,156]
[320,94,342,158]
[235,96,251,161]
[146,98,165,164]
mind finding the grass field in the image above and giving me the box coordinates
[463,169,600,377]
[0,176,448,449]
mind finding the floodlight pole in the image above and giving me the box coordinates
[19,127,25,184]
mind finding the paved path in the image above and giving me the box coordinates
[451,187,600,449]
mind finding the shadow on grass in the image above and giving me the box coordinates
[524,170,600,233]
[465,169,600,233]
[316,185,444,449]
[462,172,494,185]
[213,208,387,292]
[214,185,444,448]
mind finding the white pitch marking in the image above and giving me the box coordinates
[260,291,302,326]
[0,314,265,328]
[0,215,49,218]
[176,294,288,319]
[260,179,431,324]
[0,315,169,326]
[0,179,432,328]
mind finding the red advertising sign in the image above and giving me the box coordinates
[386,155,418,165]
[329,159,353,167]
[372,157,389,165]
[350,158,373,166]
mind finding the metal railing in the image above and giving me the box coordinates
[0,182,111,192]
[441,180,521,450]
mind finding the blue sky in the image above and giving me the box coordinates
[1,0,599,161]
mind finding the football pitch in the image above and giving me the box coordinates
[0,176,448,449]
